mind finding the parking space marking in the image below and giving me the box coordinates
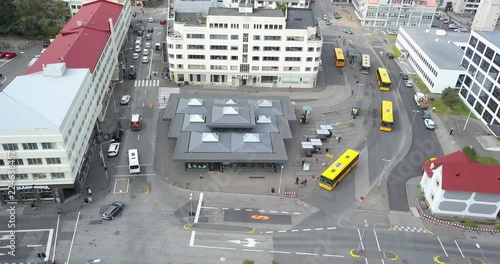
[0,229,53,261]
[115,173,157,177]
[206,207,301,215]
[113,178,129,194]
[259,226,336,234]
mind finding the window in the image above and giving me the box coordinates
[210,55,227,60]
[286,47,303,52]
[488,98,498,114]
[305,67,311,71]
[243,24,249,29]
[484,78,494,92]
[46,158,62,165]
[188,55,205,60]
[472,54,481,65]
[230,66,238,70]
[2,143,18,151]
[210,45,228,50]
[231,46,238,51]
[263,57,279,61]
[15,174,28,180]
[461,58,469,70]
[188,65,206,70]
[476,72,485,84]
[252,66,259,71]
[284,67,300,71]
[282,76,300,83]
[261,66,279,71]
[465,48,473,59]
[253,36,260,40]
[253,46,260,51]
[285,57,301,62]
[27,158,43,165]
[0,174,8,180]
[252,56,259,61]
[261,76,278,83]
[176,54,183,59]
[231,35,239,40]
[468,36,478,48]
[480,60,490,73]
[306,57,313,62]
[435,180,440,187]
[307,47,314,52]
[22,143,38,150]
[489,66,499,80]
[494,53,500,68]
[51,172,65,179]
[12,159,24,165]
[286,36,304,41]
[476,41,486,54]
[210,35,229,40]
[263,36,281,41]
[485,47,495,61]
[210,65,228,70]
[231,56,238,60]
[243,33,249,42]
[263,46,280,51]
[187,45,204,50]
[0,160,3,166]
[33,173,47,180]
[176,44,182,49]
[187,34,205,39]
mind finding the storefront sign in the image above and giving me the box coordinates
[0,185,50,191]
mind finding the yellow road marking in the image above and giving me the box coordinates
[350,249,360,258]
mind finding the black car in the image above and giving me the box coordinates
[137,30,144,36]
[401,73,409,80]
[112,129,124,142]
[102,201,124,220]
[147,28,154,33]
[421,110,431,119]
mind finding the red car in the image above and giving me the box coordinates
[160,20,166,25]
[0,52,5,59]
[5,52,16,59]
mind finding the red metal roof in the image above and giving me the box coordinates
[423,151,500,195]
[26,0,123,74]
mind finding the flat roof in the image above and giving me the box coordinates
[475,31,500,48]
[401,27,470,70]
[208,7,284,18]
[163,94,296,162]
[286,8,315,29]
[0,68,90,130]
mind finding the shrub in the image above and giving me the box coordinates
[441,87,460,107]
[462,146,477,158]
[243,260,255,264]
[495,224,500,230]
[272,261,279,264]
[464,219,477,228]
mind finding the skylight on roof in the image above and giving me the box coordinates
[257,115,272,124]
[243,133,260,143]
[189,114,205,123]
[188,98,203,106]
[258,99,272,107]
[223,106,238,115]
[225,99,237,105]
[202,132,219,142]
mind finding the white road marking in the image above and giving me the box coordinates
[278,230,286,233]
[194,193,204,224]
[270,211,277,213]
[373,230,381,251]
[323,254,344,258]
[326,227,337,230]
[291,230,299,232]
[189,231,196,247]
[142,102,145,107]
[192,245,236,250]
[437,237,448,257]
[281,212,289,214]
[27,245,42,247]
[115,174,157,177]
[222,208,229,210]
[293,212,301,215]
[243,249,263,252]
[52,216,60,263]
[357,228,365,250]
[315,228,324,231]
[201,206,218,210]
[303,229,311,231]
[65,212,81,264]
[234,208,241,211]
[138,134,140,140]
[246,209,253,211]
[269,251,291,254]
[265,231,274,234]
[0,235,10,240]
[258,210,265,213]
[454,240,465,258]
[296,252,318,256]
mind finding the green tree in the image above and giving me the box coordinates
[242,260,255,264]
[276,2,287,15]
[441,87,460,107]
[272,260,279,264]
[462,146,476,159]
[13,0,66,37]
[0,0,18,34]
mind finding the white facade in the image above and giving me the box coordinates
[420,165,500,220]
[166,7,322,88]
[396,27,469,93]
[459,31,500,136]
[174,0,310,15]
[471,0,500,31]
[0,66,92,201]
[353,0,437,29]
[453,0,480,14]
[64,0,83,16]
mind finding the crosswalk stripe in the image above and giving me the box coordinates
[134,79,160,87]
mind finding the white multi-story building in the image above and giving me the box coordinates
[62,0,83,17]
[452,0,481,14]
[174,0,310,15]
[353,0,437,29]
[167,6,322,88]
[395,27,469,93]
[471,0,500,31]
[459,30,500,137]
[0,0,131,204]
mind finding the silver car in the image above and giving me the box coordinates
[107,143,120,157]
[143,49,149,56]
[132,53,139,60]
[120,95,131,105]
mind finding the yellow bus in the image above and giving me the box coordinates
[319,149,360,191]
[380,100,394,132]
[360,54,370,75]
[376,67,391,91]
[334,48,345,67]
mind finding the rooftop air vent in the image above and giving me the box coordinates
[243,133,260,143]
[202,133,219,142]
[188,98,203,106]
[257,115,272,124]
[258,99,272,107]
[223,106,238,115]
[189,114,205,123]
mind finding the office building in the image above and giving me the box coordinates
[0,0,131,204]
[352,0,437,29]
[471,0,500,31]
[396,27,469,93]
[166,5,322,88]
[459,30,500,137]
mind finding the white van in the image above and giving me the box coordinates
[128,149,141,174]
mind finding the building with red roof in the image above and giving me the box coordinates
[420,151,500,220]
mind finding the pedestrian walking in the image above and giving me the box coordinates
[304,179,307,186]
[87,188,92,196]
[295,177,299,185]
[432,107,436,113]
[352,90,354,96]
[315,158,318,163]
[301,180,305,186]
[149,75,152,80]
[302,160,305,166]
[450,128,454,135]
[289,86,291,93]
[338,136,342,143]
[163,96,166,102]
[31,202,37,210]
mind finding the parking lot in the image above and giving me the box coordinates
[0,43,43,88]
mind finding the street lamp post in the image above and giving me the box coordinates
[476,244,488,263]
[378,159,391,187]
[278,165,284,194]
[409,110,420,135]
[189,193,193,222]
[99,140,114,181]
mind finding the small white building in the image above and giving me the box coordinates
[471,0,500,31]
[396,27,469,93]
[420,151,500,220]
[166,6,322,88]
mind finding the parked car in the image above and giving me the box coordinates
[107,143,120,157]
[160,20,166,25]
[148,28,154,33]
[136,36,142,42]
[325,20,332,25]
[101,201,124,220]
[112,129,124,142]
[120,95,131,105]
[146,33,152,40]
[135,46,141,52]
[424,119,436,130]
[334,13,341,19]
[448,24,458,29]
[128,65,136,79]
[421,110,431,119]
[5,52,17,59]
[401,73,409,80]
[148,17,154,23]
[405,80,413,87]
[142,56,149,63]
[133,53,139,60]
[343,28,353,34]
[143,49,149,56]
[387,30,398,35]
[138,30,144,36]
[322,15,328,21]
[145,43,151,49]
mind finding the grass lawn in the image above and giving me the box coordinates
[390,45,401,58]
[409,74,431,94]
[474,155,500,165]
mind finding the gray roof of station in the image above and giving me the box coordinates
[208,7,284,18]
[286,8,315,29]
[163,94,296,162]
[401,27,470,70]
[475,31,500,47]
